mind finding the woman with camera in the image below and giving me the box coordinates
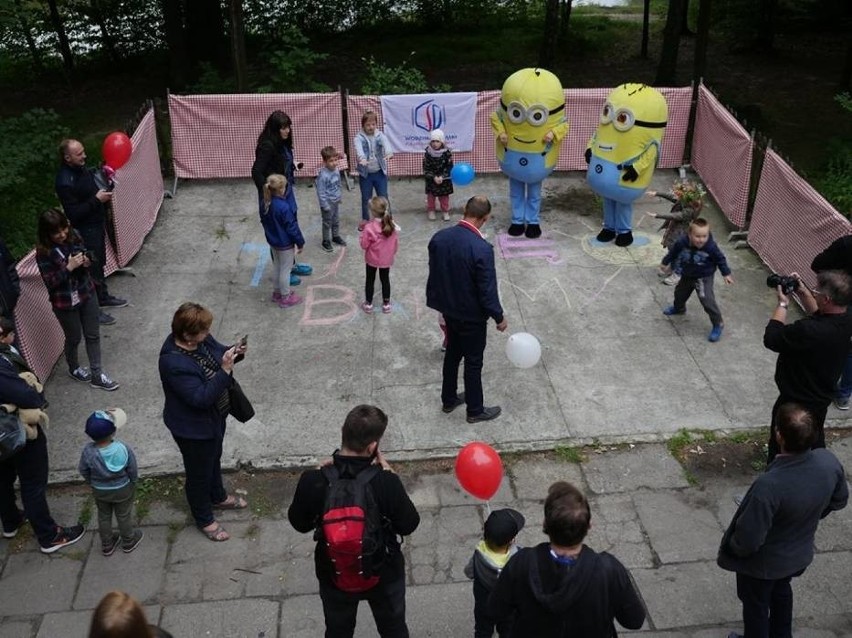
[35,209,119,391]
[158,302,249,542]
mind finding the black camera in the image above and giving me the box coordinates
[73,249,97,263]
[767,273,799,295]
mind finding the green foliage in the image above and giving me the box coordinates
[255,26,330,94]
[186,62,236,95]
[0,109,69,257]
[360,54,449,95]
[666,429,693,456]
[815,139,852,217]
[554,444,585,464]
[836,93,852,113]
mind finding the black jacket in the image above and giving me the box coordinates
[718,448,848,579]
[55,163,106,228]
[0,238,20,319]
[287,452,420,585]
[251,139,293,194]
[764,312,852,404]
[487,543,646,637]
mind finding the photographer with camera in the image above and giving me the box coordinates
[35,209,119,391]
[56,139,128,325]
[811,235,852,410]
[763,269,852,463]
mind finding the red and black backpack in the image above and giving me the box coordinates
[316,464,387,593]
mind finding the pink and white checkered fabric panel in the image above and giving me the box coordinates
[691,84,752,229]
[111,107,163,267]
[169,93,344,179]
[347,87,691,177]
[13,251,65,381]
[749,149,850,289]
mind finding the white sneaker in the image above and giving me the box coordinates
[427,211,436,221]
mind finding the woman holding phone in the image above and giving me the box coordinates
[158,302,248,542]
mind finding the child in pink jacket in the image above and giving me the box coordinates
[359,196,399,314]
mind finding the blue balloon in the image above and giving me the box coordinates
[450,163,475,186]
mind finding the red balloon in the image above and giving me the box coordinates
[455,442,503,500]
[102,132,132,170]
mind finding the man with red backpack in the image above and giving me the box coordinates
[288,404,420,637]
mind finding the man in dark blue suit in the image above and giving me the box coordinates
[427,196,508,423]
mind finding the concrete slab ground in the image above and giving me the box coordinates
[2,171,852,636]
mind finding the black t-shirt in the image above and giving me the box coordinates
[764,312,852,404]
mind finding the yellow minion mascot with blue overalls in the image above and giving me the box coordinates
[491,68,568,239]
[586,83,668,247]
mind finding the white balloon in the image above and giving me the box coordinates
[505,332,542,369]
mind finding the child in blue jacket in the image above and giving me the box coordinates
[661,218,734,343]
[262,174,306,309]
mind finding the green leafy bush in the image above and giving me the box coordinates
[815,139,852,217]
[255,26,330,94]
[360,54,449,95]
[0,109,69,257]
[186,62,236,94]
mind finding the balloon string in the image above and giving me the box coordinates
[485,500,492,516]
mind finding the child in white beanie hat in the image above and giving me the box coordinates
[423,128,454,221]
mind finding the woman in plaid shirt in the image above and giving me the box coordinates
[35,209,119,391]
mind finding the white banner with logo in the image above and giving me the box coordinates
[379,92,477,153]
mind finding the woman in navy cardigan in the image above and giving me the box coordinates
[158,302,248,542]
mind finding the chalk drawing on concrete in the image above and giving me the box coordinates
[496,233,564,265]
[581,232,665,267]
[241,243,271,287]
[299,285,358,326]
[504,278,573,312]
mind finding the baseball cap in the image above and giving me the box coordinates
[85,408,127,441]
[484,508,525,546]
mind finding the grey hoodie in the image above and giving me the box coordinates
[78,440,138,490]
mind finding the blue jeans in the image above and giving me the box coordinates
[736,571,800,638]
[0,425,58,546]
[442,318,488,416]
[836,351,852,400]
[509,178,542,225]
[359,171,388,220]
[173,425,227,528]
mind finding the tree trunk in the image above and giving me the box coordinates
[655,0,687,86]
[755,0,778,51]
[558,0,572,42]
[90,0,120,64]
[641,0,650,58]
[159,0,188,88]
[680,0,693,35]
[228,0,247,92]
[693,0,712,83]
[538,0,560,68]
[14,0,44,72]
[45,0,74,73]
[185,0,225,67]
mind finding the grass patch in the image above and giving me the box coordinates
[249,490,279,519]
[666,429,694,457]
[554,444,585,464]
[244,522,260,539]
[167,520,184,543]
[683,469,699,486]
[79,496,93,527]
[214,220,230,241]
[135,476,185,524]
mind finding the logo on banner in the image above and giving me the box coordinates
[412,99,446,132]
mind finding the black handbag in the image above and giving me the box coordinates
[0,408,26,461]
[228,378,255,423]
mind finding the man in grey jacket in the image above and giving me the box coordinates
[718,403,848,638]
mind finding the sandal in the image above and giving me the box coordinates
[201,522,229,542]
[213,495,248,510]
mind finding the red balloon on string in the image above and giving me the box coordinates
[455,442,503,500]
[102,132,132,170]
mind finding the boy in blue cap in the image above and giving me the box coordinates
[78,408,143,555]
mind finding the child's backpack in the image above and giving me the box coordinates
[316,464,387,593]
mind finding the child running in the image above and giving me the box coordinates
[315,146,346,252]
[464,508,525,638]
[78,408,144,556]
[646,179,706,286]
[423,128,454,221]
[661,218,734,342]
[354,110,393,231]
[261,174,306,308]
[359,196,398,315]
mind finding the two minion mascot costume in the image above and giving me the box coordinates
[491,68,568,239]
[586,83,668,247]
